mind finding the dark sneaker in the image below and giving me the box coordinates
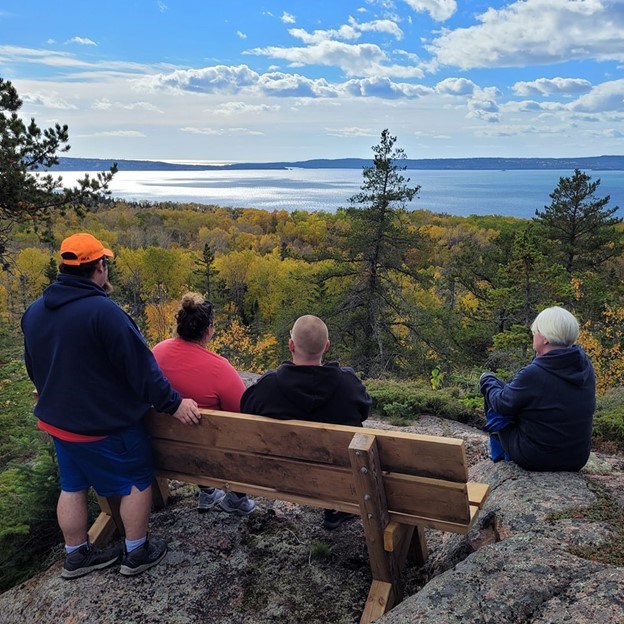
[218,492,256,515]
[61,542,120,579]
[119,537,167,576]
[197,487,227,513]
[323,509,357,531]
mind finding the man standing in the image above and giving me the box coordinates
[240,314,371,529]
[21,233,201,579]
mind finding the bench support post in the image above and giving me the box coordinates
[89,494,123,547]
[349,433,403,622]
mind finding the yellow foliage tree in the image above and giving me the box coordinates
[211,318,279,374]
[144,300,179,345]
[578,305,624,393]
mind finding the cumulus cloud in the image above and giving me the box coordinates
[22,92,77,109]
[247,40,423,78]
[66,36,97,46]
[344,76,433,98]
[281,11,296,24]
[289,17,403,44]
[237,31,247,39]
[435,77,478,96]
[567,78,624,113]
[428,0,624,69]
[402,0,457,22]
[157,1,167,12]
[513,77,593,96]
[137,64,260,93]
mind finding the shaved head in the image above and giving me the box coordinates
[290,315,329,359]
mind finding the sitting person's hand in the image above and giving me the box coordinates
[172,398,201,425]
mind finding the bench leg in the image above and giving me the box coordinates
[152,476,170,509]
[89,494,124,547]
[360,580,394,624]
[349,433,403,614]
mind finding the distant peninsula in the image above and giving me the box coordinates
[53,155,624,172]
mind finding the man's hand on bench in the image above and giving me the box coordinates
[172,398,201,425]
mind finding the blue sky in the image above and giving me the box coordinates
[1,0,623,162]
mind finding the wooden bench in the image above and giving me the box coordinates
[89,409,490,623]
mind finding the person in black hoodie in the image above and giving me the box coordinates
[241,314,372,528]
[480,306,595,472]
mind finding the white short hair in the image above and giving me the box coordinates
[531,306,579,347]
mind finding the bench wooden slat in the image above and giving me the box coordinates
[467,482,490,508]
[152,439,472,524]
[148,410,469,482]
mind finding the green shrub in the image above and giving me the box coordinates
[365,379,484,426]
[593,408,624,451]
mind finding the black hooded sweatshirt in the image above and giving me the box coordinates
[480,345,595,471]
[240,361,371,426]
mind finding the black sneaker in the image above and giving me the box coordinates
[120,537,167,576]
[61,542,120,579]
[322,509,357,531]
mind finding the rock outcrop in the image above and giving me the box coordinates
[1,416,622,623]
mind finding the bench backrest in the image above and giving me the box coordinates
[148,409,480,532]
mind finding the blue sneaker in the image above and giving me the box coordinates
[197,487,227,513]
[218,492,256,515]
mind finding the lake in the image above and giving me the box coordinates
[56,168,624,219]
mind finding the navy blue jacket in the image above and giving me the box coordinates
[480,345,595,471]
[240,361,371,426]
[21,274,181,436]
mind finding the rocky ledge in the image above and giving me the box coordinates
[1,416,622,623]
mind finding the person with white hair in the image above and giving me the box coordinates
[480,306,595,471]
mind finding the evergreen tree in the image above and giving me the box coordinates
[333,129,421,376]
[534,169,622,274]
[0,77,116,269]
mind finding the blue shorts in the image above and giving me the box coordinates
[52,422,154,497]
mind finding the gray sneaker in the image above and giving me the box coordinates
[218,492,256,515]
[197,487,227,512]
[120,536,167,576]
[61,542,120,579]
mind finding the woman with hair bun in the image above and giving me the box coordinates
[153,292,255,515]
[480,306,596,472]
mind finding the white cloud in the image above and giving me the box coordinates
[66,36,97,46]
[513,77,593,97]
[157,1,167,12]
[237,31,247,39]
[289,17,403,44]
[90,130,145,137]
[567,78,624,113]
[181,127,264,136]
[138,65,260,93]
[92,98,164,113]
[247,40,423,78]
[435,77,477,96]
[22,92,77,109]
[281,11,296,24]
[325,127,377,137]
[402,0,457,22]
[210,101,280,116]
[428,0,624,69]
[344,76,432,98]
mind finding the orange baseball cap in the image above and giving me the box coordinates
[60,233,114,266]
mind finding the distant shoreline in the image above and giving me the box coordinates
[53,155,624,173]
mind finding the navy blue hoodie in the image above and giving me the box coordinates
[21,274,181,436]
[240,361,371,426]
[480,345,595,471]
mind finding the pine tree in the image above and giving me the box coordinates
[333,129,421,376]
[534,169,622,274]
[0,77,116,268]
